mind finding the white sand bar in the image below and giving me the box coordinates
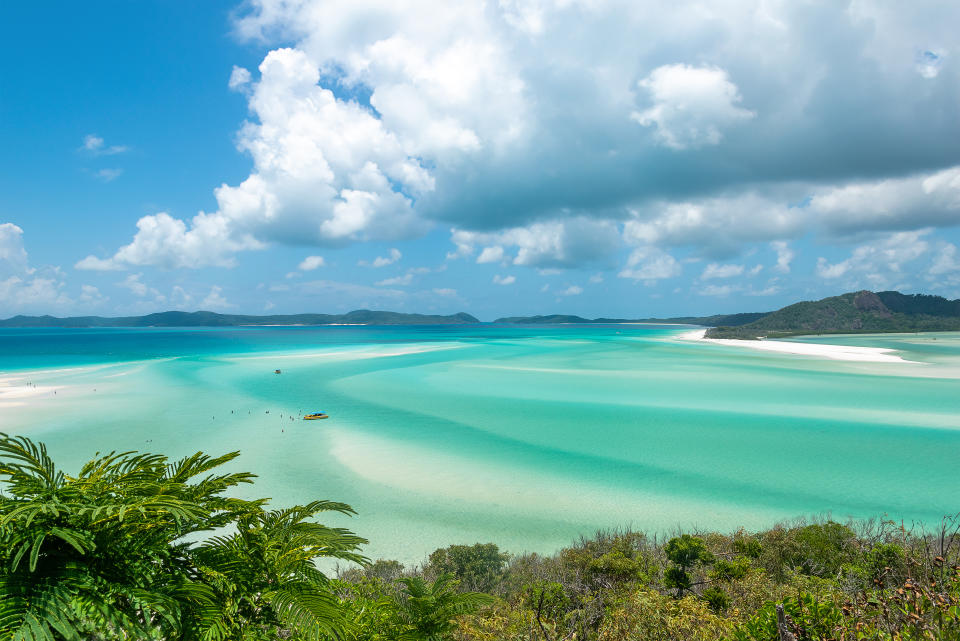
[0,376,62,407]
[677,329,915,364]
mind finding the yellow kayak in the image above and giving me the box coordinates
[304,413,329,420]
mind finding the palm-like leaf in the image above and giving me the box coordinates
[0,433,366,641]
[194,500,369,640]
[264,582,345,638]
[389,573,495,641]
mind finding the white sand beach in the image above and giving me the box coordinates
[677,329,916,364]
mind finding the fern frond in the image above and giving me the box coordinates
[0,435,63,495]
[264,583,347,640]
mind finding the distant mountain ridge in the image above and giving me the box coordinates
[5,290,958,335]
[706,290,960,339]
[0,310,480,328]
[492,312,767,326]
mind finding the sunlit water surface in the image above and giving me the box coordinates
[2,325,959,563]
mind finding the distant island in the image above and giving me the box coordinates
[0,309,767,329]
[706,290,960,339]
[5,290,960,336]
[493,312,767,326]
[0,309,479,328]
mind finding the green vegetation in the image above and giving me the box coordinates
[2,434,959,640]
[426,544,509,593]
[0,434,485,640]
[707,290,960,339]
[663,534,714,596]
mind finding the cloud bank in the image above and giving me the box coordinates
[67,0,960,308]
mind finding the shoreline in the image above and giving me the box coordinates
[676,329,918,364]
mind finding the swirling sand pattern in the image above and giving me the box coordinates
[1,325,959,562]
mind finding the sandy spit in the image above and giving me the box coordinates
[676,329,916,364]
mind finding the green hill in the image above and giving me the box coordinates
[706,290,960,339]
[0,309,480,328]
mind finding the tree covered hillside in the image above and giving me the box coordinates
[706,291,960,339]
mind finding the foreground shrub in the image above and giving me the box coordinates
[0,433,366,640]
[427,543,509,593]
[596,588,732,641]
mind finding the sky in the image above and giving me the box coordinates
[2,0,960,321]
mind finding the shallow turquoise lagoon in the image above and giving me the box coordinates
[1,325,959,563]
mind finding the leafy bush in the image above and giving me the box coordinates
[387,574,494,641]
[702,586,731,613]
[711,557,752,582]
[733,536,763,559]
[597,589,732,641]
[428,543,508,593]
[731,593,845,641]
[792,522,857,577]
[663,534,714,596]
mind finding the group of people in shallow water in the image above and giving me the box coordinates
[206,407,314,434]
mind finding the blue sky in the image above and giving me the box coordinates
[2,1,960,320]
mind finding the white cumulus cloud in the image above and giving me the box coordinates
[79,285,107,305]
[632,64,755,150]
[699,284,735,296]
[618,247,682,283]
[298,255,326,271]
[0,223,29,275]
[0,224,73,313]
[451,218,619,269]
[930,243,960,275]
[78,0,960,277]
[624,193,804,259]
[359,247,403,267]
[82,134,128,156]
[376,273,413,286]
[201,285,234,310]
[228,65,252,91]
[771,241,794,273]
[476,245,505,264]
[816,230,932,289]
[76,212,262,270]
[701,263,744,280]
[811,166,960,235]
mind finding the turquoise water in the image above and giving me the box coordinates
[2,325,959,563]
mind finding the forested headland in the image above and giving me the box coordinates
[706,291,960,339]
[1,434,957,640]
